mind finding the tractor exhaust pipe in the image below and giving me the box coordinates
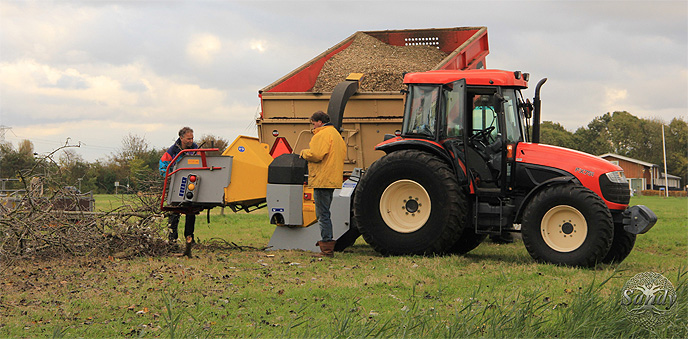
[531,78,547,144]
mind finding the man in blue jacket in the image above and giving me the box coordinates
[160,126,198,256]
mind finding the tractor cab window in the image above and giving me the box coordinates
[465,91,503,188]
[445,81,465,138]
[467,90,523,144]
[470,94,500,144]
[402,85,439,138]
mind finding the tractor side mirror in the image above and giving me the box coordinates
[523,99,533,119]
[492,93,505,113]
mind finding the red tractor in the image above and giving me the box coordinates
[353,69,656,267]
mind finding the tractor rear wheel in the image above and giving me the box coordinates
[353,150,465,255]
[522,184,613,267]
[601,221,636,264]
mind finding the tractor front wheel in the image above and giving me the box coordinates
[601,221,636,264]
[353,150,465,255]
[522,184,613,267]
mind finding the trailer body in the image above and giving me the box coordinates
[258,27,489,171]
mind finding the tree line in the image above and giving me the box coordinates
[0,134,228,194]
[1,111,685,194]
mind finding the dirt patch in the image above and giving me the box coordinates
[312,32,448,92]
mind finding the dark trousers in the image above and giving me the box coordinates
[168,213,195,241]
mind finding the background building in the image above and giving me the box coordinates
[599,153,682,194]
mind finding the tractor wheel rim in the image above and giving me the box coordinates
[540,205,588,252]
[379,179,431,233]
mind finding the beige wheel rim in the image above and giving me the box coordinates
[379,180,431,233]
[541,205,588,252]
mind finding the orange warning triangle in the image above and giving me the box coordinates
[269,137,293,158]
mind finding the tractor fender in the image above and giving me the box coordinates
[513,175,581,223]
[375,139,468,185]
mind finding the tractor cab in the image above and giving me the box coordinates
[399,70,530,195]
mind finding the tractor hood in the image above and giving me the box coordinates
[515,142,628,209]
[516,142,622,175]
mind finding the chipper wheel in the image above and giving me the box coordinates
[522,184,613,267]
[353,149,466,255]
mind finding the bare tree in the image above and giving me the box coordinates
[197,134,230,156]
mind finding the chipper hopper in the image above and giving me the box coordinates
[161,136,272,214]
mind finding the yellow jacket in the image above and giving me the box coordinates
[299,124,347,188]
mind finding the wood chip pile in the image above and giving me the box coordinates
[312,33,449,92]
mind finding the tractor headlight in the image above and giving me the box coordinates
[605,171,628,184]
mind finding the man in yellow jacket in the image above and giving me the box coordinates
[299,111,347,257]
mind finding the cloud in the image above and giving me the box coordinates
[0,59,140,121]
[0,59,243,122]
[186,33,222,64]
[0,2,102,62]
[250,39,267,53]
[604,87,629,109]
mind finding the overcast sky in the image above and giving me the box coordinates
[1,0,686,162]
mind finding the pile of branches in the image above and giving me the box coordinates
[0,150,170,263]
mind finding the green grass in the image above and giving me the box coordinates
[0,196,686,338]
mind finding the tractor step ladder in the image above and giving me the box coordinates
[473,189,512,235]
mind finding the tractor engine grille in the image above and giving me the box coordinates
[599,175,631,205]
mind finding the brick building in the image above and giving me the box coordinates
[599,153,682,193]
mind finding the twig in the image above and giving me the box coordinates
[203,237,267,251]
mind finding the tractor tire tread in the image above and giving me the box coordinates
[601,222,636,264]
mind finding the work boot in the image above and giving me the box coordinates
[174,236,194,258]
[314,241,336,258]
[183,236,194,258]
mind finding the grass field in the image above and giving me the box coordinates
[1,196,686,338]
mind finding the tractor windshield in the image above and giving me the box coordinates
[402,85,440,138]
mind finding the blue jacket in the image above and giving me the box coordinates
[159,138,198,175]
